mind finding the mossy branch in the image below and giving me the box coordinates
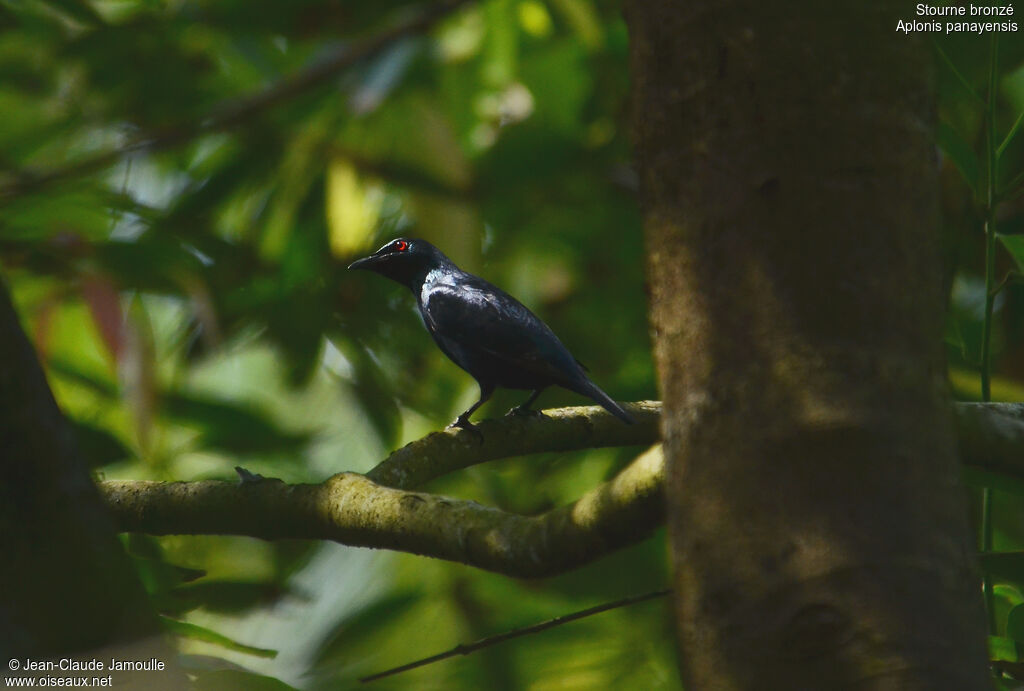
[367,401,661,488]
[102,442,664,578]
[98,401,1024,578]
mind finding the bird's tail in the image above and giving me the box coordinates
[574,378,635,424]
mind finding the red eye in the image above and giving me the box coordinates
[395,240,408,252]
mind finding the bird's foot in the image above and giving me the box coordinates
[448,415,484,442]
[235,466,281,485]
[506,405,547,419]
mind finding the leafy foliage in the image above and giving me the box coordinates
[7,0,1024,685]
[937,33,1024,685]
[0,0,661,687]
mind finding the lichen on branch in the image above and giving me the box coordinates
[97,401,1024,578]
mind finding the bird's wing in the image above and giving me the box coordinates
[422,278,581,384]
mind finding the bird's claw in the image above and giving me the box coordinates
[448,414,473,429]
[448,416,484,442]
[506,406,546,419]
[234,466,278,483]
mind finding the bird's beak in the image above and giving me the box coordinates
[347,255,380,271]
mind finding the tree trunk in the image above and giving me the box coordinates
[624,2,990,688]
[0,277,180,687]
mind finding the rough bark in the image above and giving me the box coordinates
[95,402,1024,581]
[367,401,660,488]
[101,444,665,578]
[0,278,180,687]
[624,1,989,688]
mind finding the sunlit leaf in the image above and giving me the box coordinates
[313,590,424,665]
[160,617,278,658]
[991,635,1020,663]
[326,158,382,257]
[482,0,518,88]
[949,367,1024,402]
[548,0,603,49]
[518,1,553,38]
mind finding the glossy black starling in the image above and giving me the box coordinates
[349,238,634,429]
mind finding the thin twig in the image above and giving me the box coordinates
[990,271,1024,300]
[932,40,985,106]
[0,0,472,203]
[359,589,671,683]
[997,108,1024,161]
[999,169,1024,202]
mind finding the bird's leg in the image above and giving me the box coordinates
[449,384,494,432]
[507,388,546,417]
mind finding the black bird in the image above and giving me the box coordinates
[348,238,634,429]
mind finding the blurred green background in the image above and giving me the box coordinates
[2,0,1024,687]
[0,1,664,688]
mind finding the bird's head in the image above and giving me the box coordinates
[347,238,452,289]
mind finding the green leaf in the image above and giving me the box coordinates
[548,0,604,50]
[937,121,980,198]
[158,580,292,616]
[69,419,133,468]
[160,617,277,658]
[96,235,206,295]
[991,635,1020,662]
[123,534,164,561]
[980,552,1024,584]
[189,669,297,691]
[997,584,1024,609]
[1007,604,1024,644]
[163,393,312,456]
[1002,170,1024,201]
[313,591,424,664]
[998,110,1024,160]
[335,340,402,448]
[347,38,421,115]
[38,0,104,26]
[48,358,119,398]
[943,313,968,360]
[963,467,1024,497]
[933,39,984,106]
[131,555,206,597]
[1000,236,1024,274]
[482,0,518,88]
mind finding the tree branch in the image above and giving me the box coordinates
[367,401,661,488]
[97,401,1024,578]
[101,443,665,578]
[0,0,472,202]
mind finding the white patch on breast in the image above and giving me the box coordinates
[421,268,456,309]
